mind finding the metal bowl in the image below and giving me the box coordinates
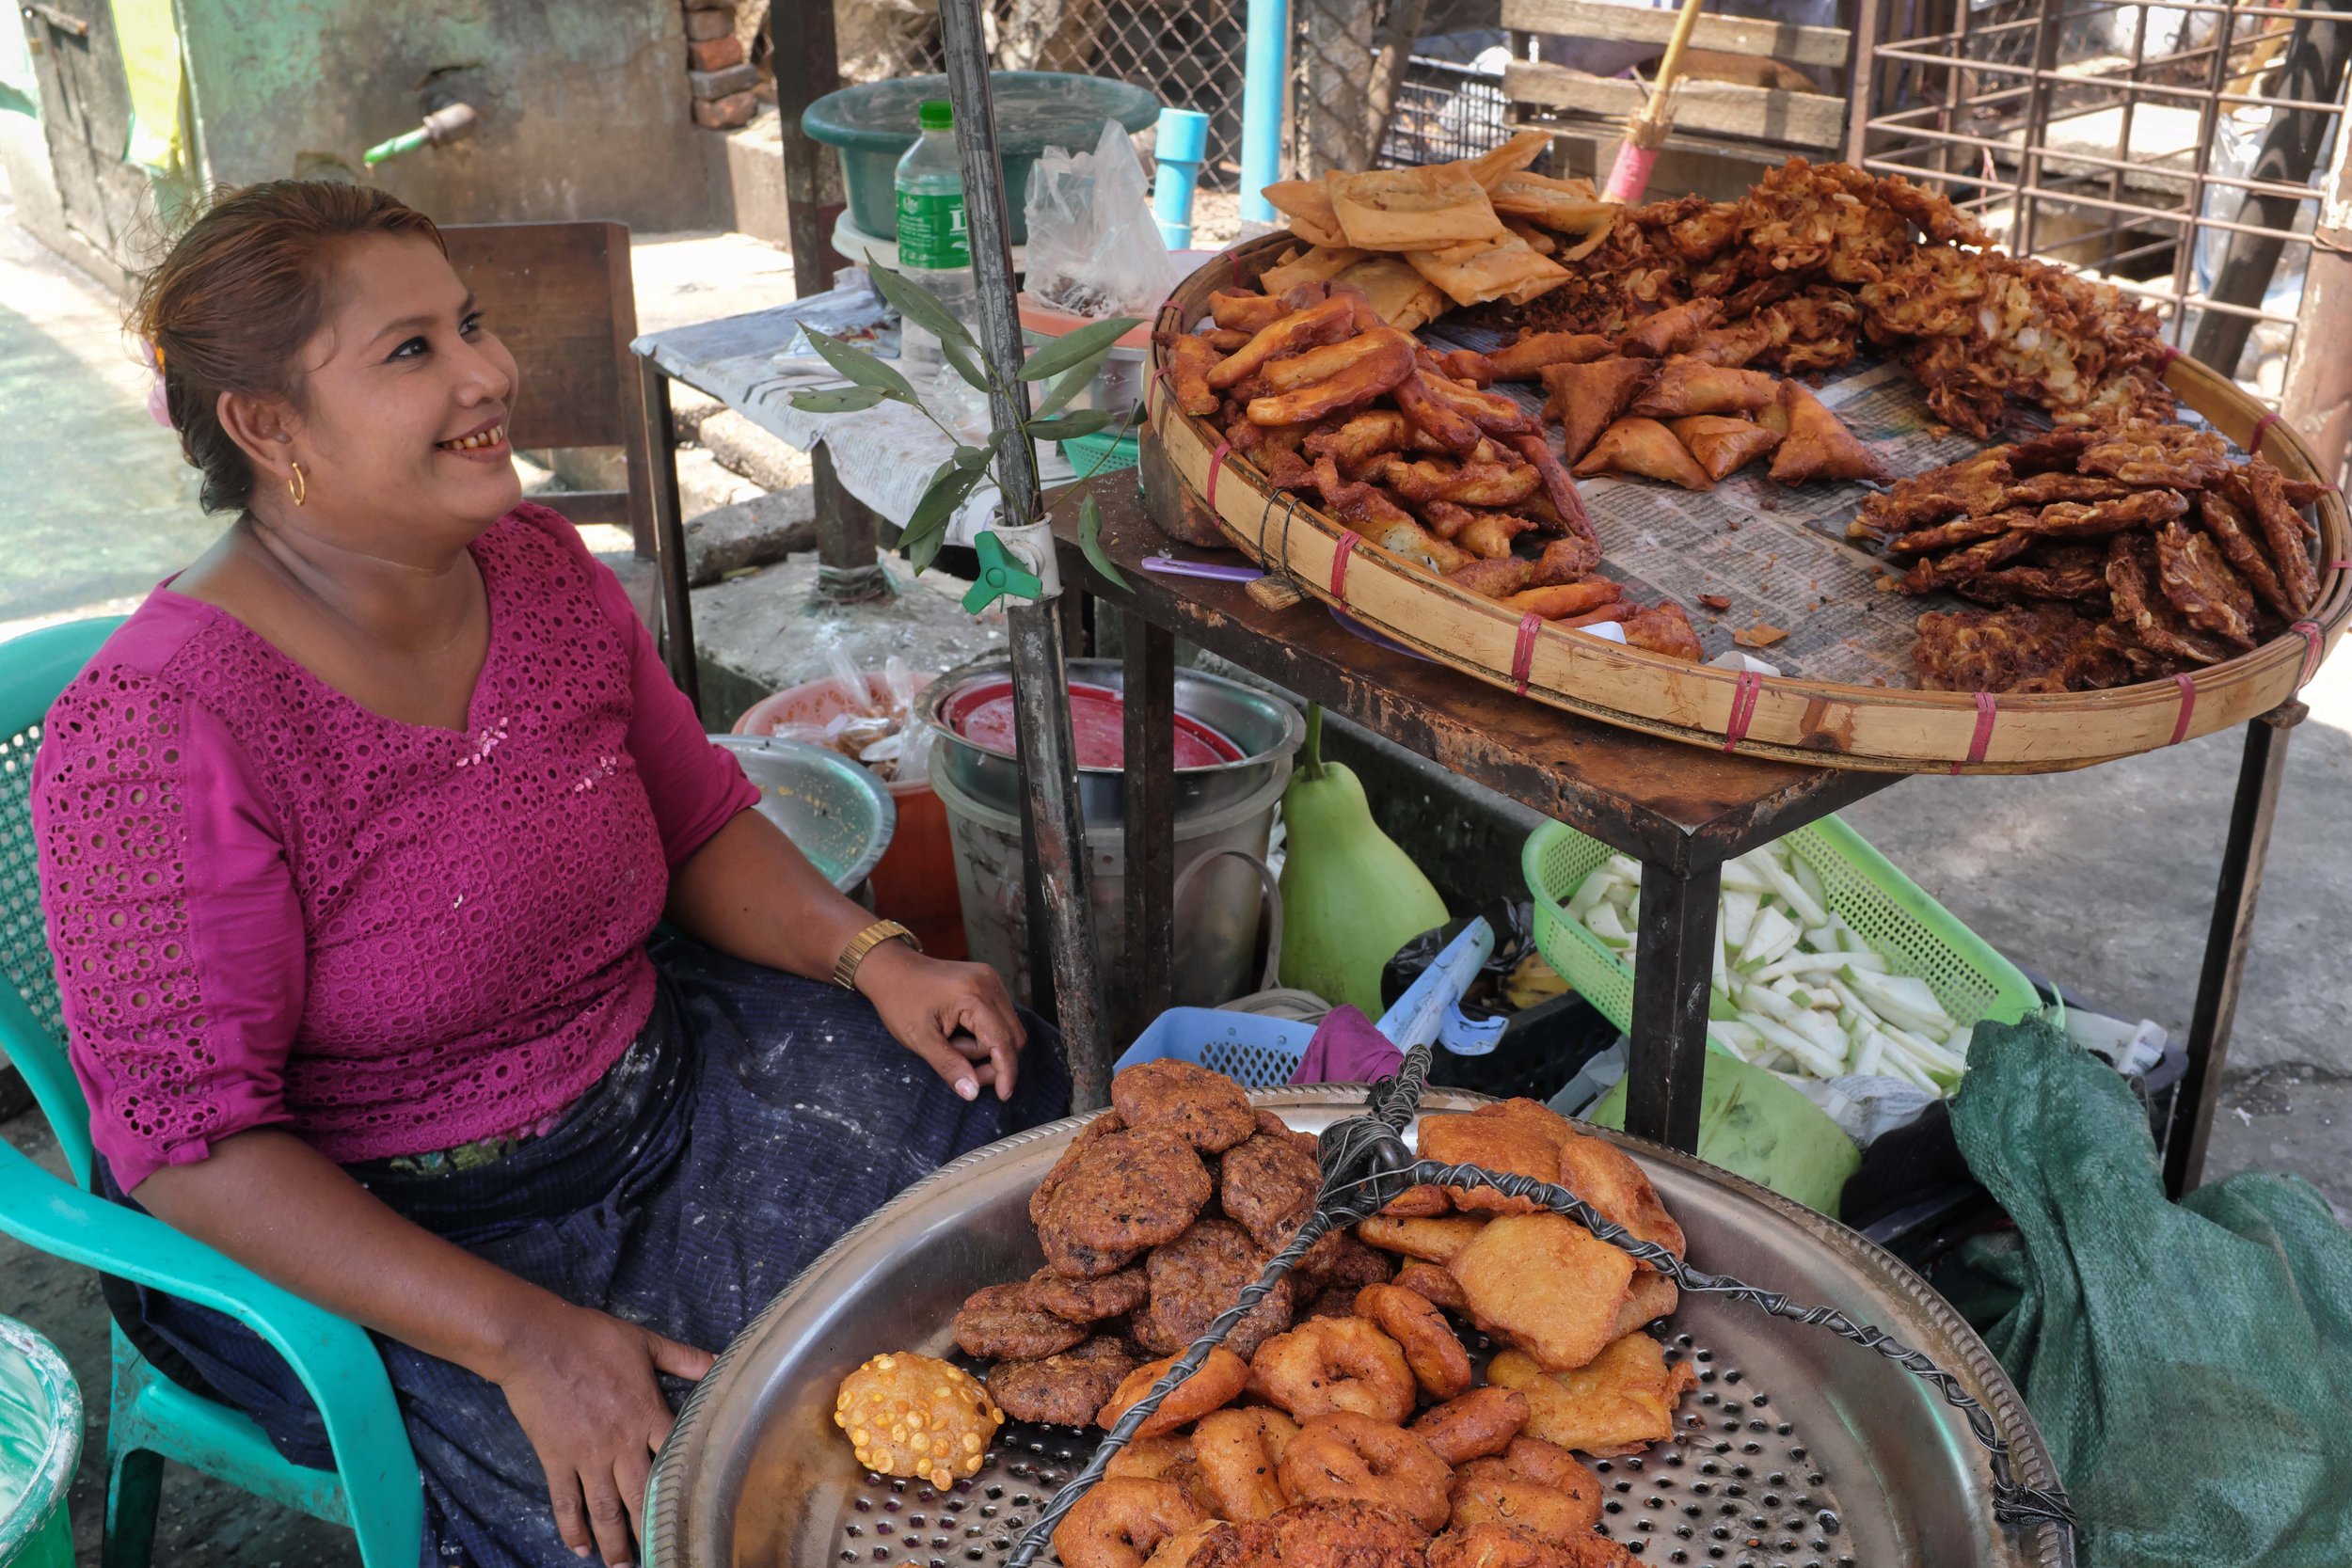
[711,736,897,893]
[920,657,1306,827]
[644,1086,2069,1568]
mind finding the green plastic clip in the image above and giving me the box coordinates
[962,531,1044,612]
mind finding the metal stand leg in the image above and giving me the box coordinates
[1121,613,1177,1042]
[640,367,701,714]
[811,445,893,604]
[1625,860,1722,1152]
[2164,703,2306,1196]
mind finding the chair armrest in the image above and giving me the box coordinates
[0,1137,421,1562]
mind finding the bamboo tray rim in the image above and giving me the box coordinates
[1148,233,2350,774]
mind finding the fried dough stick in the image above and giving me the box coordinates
[1529,533,1601,584]
[1629,357,1780,419]
[1246,331,1417,426]
[1446,557,1537,598]
[1305,410,1439,478]
[1503,432,1596,544]
[1210,290,1287,333]
[1767,383,1887,484]
[1393,370,1485,453]
[1259,328,1418,395]
[1538,358,1653,466]
[1309,455,1471,574]
[1486,331,1614,381]
[1205,297,1355,391]
[1414,358,1534,436]
[1155,333,1223,417]
[1502,579,1621,620]
[1377,455,1542,510]
[1440,348,1499,386]
[1572,418,1714,490]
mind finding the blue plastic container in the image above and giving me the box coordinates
[1114,1008,1314,1088]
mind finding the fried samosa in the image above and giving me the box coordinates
[1766,382,1887,484]
[1538,357,1654,465]
[1571,418,1714,491]
[1666,416,1781,482]
[1629,357,1782,419]
[1486,331,1615,381]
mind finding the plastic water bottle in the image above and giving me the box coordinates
[894,100,977,384]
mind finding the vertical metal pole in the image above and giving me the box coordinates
[937,0,1113,1106]
[2012,0,2062,257]
[775,0,842,297]
[640,365,703,716]
[811,445,890,602]
[1624,859,1721,1154]
[1242,0,1293,225]
[2164,705,2304,1197]
[1121,614,1177,1042]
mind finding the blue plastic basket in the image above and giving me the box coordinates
[1114,1008,1314,1088]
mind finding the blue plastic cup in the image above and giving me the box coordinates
[1152,107,1211,250]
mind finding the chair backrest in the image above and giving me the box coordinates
[439,220,655,554]
[0,616,127,1187]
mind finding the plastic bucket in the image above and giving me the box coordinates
[0,1317,80,1568]
[930,738,1288,1009]
[732,673,964,958]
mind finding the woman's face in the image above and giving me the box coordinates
[258,231,523,557]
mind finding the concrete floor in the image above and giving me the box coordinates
[3,169,2346,1565]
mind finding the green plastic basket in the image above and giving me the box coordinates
[1061,430,1139,473]
[1523,815,2047,1041]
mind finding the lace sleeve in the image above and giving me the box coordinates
[32,665,308,1192]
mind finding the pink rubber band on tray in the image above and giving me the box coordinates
[1205,441,1232,508]
[2169,673,2198,747]
[1329,531,1362,599]
[1151,364,1175,415]
[2293,619,2324,687]
[1950,690,1997,773]
[1602,143,1660,204]
[2330,560,2352,573]
[1722,670,1763,752]
[2153,342,2182,369]
[2250,411,2282,451]
[1512,612,1544,695]
[1229,249,1245,287]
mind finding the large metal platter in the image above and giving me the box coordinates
[643,1088,2069,1568]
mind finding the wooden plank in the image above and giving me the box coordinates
[1504,59,1848,149]
[1502,0,1851,68]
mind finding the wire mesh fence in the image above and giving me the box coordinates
[1855,0,2352,405]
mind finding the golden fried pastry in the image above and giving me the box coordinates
[1766,382,1886,484]
[1248,331,1420,427]
[1427,1521,1635,1568]
[1487,331,1615,381]
[1248,1315,1417,1424]
[1280,1412,1454,1531]
[1054,1477,1206,1568]
[1206,297,1355,391]
[834,1352,1002,1487]
[1617,298,1721,357]
[1628,357,1780,419]
[1416,1112,1565,1214]
[1572,419,1713,491]
[1502,432,1597,543]
[1538,360,1654,466]
[1193,1407,1300,1522]
[1410,1386,1530,1465]
[1666,416,1780,481]
[1493,1334,1699,1458]
[1211,290,1288,333]
[1105,1433,1196,1484]
[1355,1282,1473,1400]
[989,1337,1140,1427]
[2155,516,2258,649]
[1607,1268,1679,1338]
[1156,334,1222,418]
[1141,1521,1237,1568]
[1391,1259,1471,1312]
[2199,490,2296,621]
[1098,1348,1251,1437]
[1359,1213,1491,1263]
[1395,368,1487,452]
[1447,1456,1602,1541]
[1453,1213,1637,1371]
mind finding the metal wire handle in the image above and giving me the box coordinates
[1005,1051,2074,1567]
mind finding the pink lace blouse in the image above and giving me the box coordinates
[32,504,759,1191]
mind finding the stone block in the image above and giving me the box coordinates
[685,487,818,585]
[698,409,813,494]
[669,385,725,445]
[690,63,759,101]
[693,90,760,130]
[688,34,746,70]
[675,445,763,519]
[684,6,736,38]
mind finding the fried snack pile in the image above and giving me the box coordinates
[1496,158,2172,437]
[1845,422,2330,691]
[931,1063,1694,1568]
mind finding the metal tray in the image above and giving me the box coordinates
[644,1088,2069,1568]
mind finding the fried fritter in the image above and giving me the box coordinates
[1853,451,2011,538]
[953,1281,1089,1360]
[1447,556,1539,599]
[2155,516,2258,649]
[1219,1111,1323,1252]
[1491,1334,1699,1458]
[1215,1498,1432,1567]
[1112,1059,1258,1153]
[2021,487,2189,539]
[2242,458,2320,615]
[1359,1212,1492,1263]
[2200,489,2296,622]
[1622,603,1706,661]
[1912,604,2134,693]
[1033,1112,1126,1227]
[1038,1128,1214,1272]
[1427,1522,1636,1568]
[1417,1112,1564,1214]
[2107,532,2237,665]
[1452,1212,1637,1371]
[1294,1228,1396,1296]
[2079,420,2231,491]
[1898,530,2032,594]
[990,1337,1141,1427]
[1887,510,2029,557]
[1029,1264,1152,1323]
[1139,1217,1295,1359]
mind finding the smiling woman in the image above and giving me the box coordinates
[32,182,1070,1568]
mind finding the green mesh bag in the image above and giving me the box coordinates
[1946,1017,2352,1567]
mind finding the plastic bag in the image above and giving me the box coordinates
[1023,119,1179,318]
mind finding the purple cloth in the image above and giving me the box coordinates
[32,504,761,1190]
[1287,1005,1402,1085]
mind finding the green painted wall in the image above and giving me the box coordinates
[174,0,717,233]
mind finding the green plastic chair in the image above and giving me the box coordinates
[0,618,422,1568]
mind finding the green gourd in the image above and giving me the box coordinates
[1277,705,1449,1013]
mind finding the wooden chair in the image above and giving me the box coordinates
[439,221,697,702]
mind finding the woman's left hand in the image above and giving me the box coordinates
[857,940,1026,1101]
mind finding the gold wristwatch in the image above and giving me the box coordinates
[833,919,920,990]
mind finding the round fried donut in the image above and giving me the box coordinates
[1279,1412,1453,1532]
[987,1337,1138,1427]
[1029,1264,1151,1323]
[1192,1407,1300,1522]
[1104,1433,1193,1484]
[1142,1519,1238,1568]
[1096,1348,1250,1437]
[952,1282,1088,1361]
[1111,1060,1256,1152]
[1408,1386,1530,1465]
[1447,1457,1601,1541]
[1391,1260,1469,1313]
[1246,1317,1416,1424]
[1354,1282,1472,1400]
[1051,1477,1205,1568]
[1502,1437,1600,1511]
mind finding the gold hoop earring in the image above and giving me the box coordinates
[288,462,308,507]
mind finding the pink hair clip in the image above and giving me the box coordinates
[138,337,173,429]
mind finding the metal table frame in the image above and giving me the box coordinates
[1027,465,2301,1194]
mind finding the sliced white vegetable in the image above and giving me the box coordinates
[1854,1031,1886,1079]
[1711,1021,1763,1052]
[1706,1026,1752,1062]
[1845,971,1953,1034]
[1750,1015,1844,1077]
[1604,853,1643,884]
[1720,859,1772,896]
[1740,983,1798,1026]
[1585,902,1632,947]
[1565,868,1616,920]
[1753,852,1829,929]
[1740,907,1802,969]
[1750,951,1885,985]
[1712,920,1730,996]
[1722,889,1760,951]
[1803,926,1837,954]
[1789,1007,1849,1058]
[1791,855,1829,915]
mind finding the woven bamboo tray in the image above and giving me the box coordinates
[1146,233,2351,774]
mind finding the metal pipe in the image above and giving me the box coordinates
[937,0,1113,1101]
[1241,0,1292,225]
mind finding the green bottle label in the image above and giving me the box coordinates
[896,188,970,270]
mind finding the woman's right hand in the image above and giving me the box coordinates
[491,1300,716,1565]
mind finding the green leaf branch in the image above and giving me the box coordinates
[787,265,1144,578]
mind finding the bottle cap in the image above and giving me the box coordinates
[918,101,953,132]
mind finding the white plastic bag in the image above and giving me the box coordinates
[1023,119,1179,318]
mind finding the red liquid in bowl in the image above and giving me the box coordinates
[944,680,1243,768]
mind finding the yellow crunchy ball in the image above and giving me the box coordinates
[834,1352,1003,1489]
